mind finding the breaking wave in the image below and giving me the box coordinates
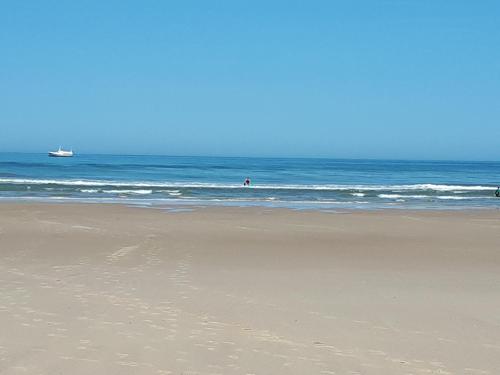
[0,178,494,192]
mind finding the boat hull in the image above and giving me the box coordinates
[48,152,73,157]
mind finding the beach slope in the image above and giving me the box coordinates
[1,203,499,374]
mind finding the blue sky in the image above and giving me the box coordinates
[1,1,499,159]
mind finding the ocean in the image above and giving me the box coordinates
[1,153,499,210]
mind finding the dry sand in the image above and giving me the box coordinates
[0,203,499,374]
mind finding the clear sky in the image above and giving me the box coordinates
[1,1,499,160]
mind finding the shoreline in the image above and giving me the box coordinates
[1,203,500,374]
[1,200,500,222]
[1,198,500,213]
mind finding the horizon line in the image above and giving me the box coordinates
[0,151,499,164]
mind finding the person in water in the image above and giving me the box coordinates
[496,186,500,197]
[243,177,251,186]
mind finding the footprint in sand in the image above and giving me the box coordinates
[108,245,139,262]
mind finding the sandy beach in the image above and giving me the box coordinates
[1,203,499,374]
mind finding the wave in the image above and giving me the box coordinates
[378,194,492,201]
[102,189,153,195]
[157,189,182,196]
[398,184,492,192]
[436,196,492,200]
[378,194,429,199]
[0,178,494,192]
[80,189,99,193]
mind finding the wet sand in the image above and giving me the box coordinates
[1,203,500,374]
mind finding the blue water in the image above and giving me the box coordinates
[1,153,499,209]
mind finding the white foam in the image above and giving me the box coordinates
[80,189,99,193]
[102,189,153,195]
[404,184,491,192]
[351,193,365,197]
[378,194,428,199]
[436,196,491,200]
[0,178,494,192]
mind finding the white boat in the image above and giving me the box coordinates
[48,147,74,157]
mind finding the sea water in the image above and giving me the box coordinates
[1,153,499,210]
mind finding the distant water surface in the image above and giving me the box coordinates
[1,153,499,210]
